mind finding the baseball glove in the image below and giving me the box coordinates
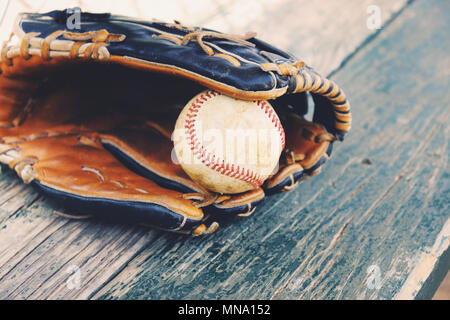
[0,9,351,235]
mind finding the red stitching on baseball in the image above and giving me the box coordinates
[184,91,285,188]
[257,101,285,149]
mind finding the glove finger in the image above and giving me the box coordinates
[264,112,334,194]
[100,126,266,217]
[0,134,213,234]
[204,188,265,217]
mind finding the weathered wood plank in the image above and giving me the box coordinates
[92,0,449,300]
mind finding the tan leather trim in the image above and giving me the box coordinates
[109,55,288,101]
[265,163,303,189]
[213,53,241,67]
[214,188,265,208]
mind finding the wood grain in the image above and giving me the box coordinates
[0,0,447,300]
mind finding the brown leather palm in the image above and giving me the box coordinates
[0,63,205,223]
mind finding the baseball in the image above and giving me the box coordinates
[173,90,285,194]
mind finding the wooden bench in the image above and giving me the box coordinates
[0,0,448,299]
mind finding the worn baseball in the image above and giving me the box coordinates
[173,90,285,194]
